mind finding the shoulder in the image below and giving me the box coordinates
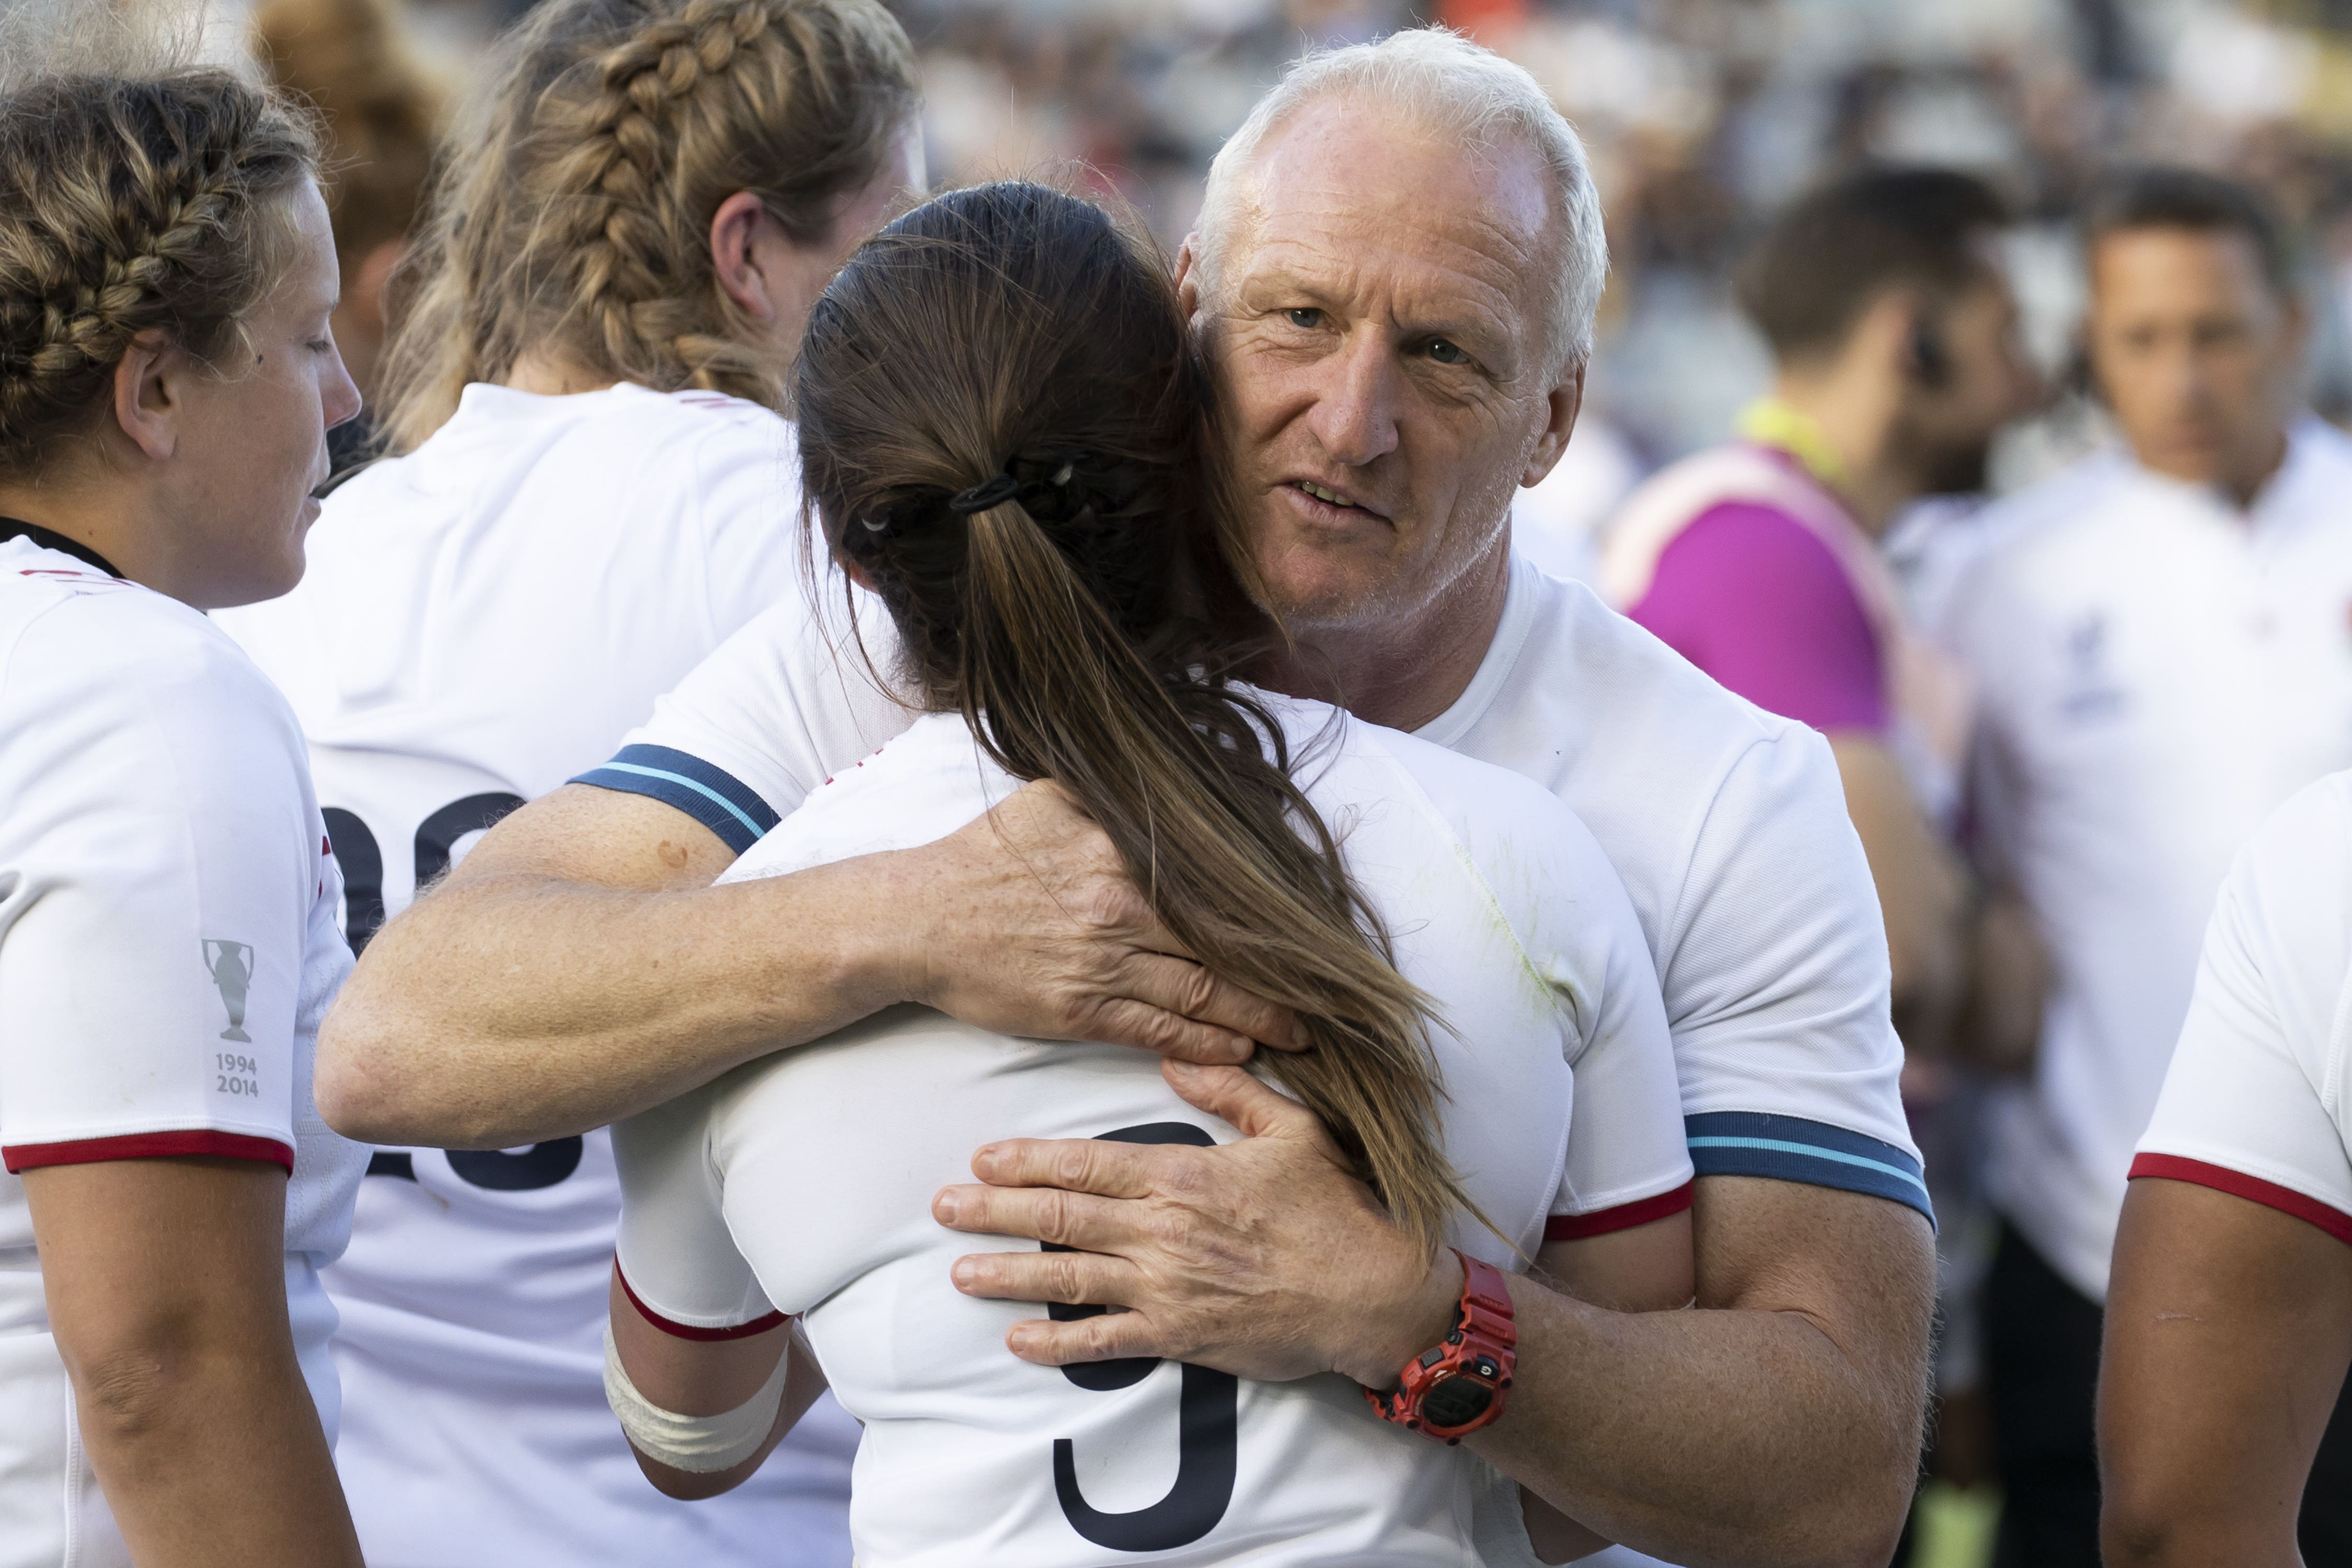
[2,584,307,824]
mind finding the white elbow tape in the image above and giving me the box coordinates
[603,1322,789,1474]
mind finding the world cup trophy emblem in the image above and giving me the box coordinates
[202,940,255,1043]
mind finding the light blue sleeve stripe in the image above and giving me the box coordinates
[587,761,766,841]
[1686,1135,1932,1203]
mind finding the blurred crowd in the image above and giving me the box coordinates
[214,0,2352,550]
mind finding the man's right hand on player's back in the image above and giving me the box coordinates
[317,777,1293,1150]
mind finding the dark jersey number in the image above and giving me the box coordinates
[1049,1123,1237,1552]
[330,795,577,1194]
[322,792,526,957]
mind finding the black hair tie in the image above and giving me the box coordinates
[948,473,1021,514]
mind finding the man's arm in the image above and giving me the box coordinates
[26,1156,363,1568]
[936,1061,1931,1568]
[2100,1177,2352,1568]
[318,780,1292,1148]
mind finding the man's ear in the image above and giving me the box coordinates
[109,331,180,463]
[1172,235,1202,321]
[1518,362,1586,488]
[709,190,780,325]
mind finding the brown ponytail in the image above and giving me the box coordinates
[377,0,917,452]
[795,183,1477,1260]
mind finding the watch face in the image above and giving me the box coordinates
[1421,1374,1494,1431]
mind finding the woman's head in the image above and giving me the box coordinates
[797,182,1478,1257]
[0,67,357,608]
[381,0,920,452]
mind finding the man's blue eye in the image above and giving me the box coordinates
[1427,339,1467,365]
[1286,308,1322,329]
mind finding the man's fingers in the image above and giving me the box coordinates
[962,1135,1160,1200]
[1163,1058,1331,1144]
[1113,953,1300,1053]
[949,1246,1138,1309]
[932,1182,1133,1251]
[1085,998,1257,1066]
[1004,1309,1178,1367]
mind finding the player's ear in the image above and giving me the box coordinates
[109,330,181,462]
[710,191,780,327]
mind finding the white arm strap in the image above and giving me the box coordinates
[603,1322,790,1474]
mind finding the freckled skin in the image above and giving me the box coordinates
[1186,98,1581,729]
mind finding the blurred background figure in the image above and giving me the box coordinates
[1941,165,2352,1567]
[1591,164,2045,1568]
[250,0,444,464]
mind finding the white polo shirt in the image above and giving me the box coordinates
[0,536,365,1568]
[2133,771,2352,1245]
[613,698,1692,1567]
[215,383,861,1568]
[583,552,1929,1220]
[1942,418,2352,1299]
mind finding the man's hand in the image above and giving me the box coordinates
[938,1061,1934,1568]
[321,780,1293,1149]
[932,1059,1457,1385]
[898,783,1297,1069]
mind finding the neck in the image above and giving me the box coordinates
[1255,541,1511,732]
[1765,373,1913,538]
[501,348,620,398]
[0,472,159,591]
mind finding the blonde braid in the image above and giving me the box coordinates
[377,0,916,453]
[0,70,318,476]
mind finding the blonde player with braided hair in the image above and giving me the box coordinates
[216,1,920,1561]
[0,54,367,1568]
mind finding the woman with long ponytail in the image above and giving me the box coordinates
[604,182,1696,1564]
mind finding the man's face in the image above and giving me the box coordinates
[1894,271,2039,497]
[2086,225,2301,494]
[1188,98,1574,638]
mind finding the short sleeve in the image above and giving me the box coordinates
[1667,729,1931,1221]
[1627,504,1889,735]
[610,1083,783,1338]
[0,601,312,1172]
[1541,830,1696,1239]
[573,583,914,856]
[2134,778,2352,1247]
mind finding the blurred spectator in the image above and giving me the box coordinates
[1941,166,2352,1567]
[251,0,444,463]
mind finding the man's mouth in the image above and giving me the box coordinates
[1294,480,1367,513]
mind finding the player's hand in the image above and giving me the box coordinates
[931,1059,1461,1386]
[889,780,1297,1066]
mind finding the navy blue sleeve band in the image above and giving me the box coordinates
[570,744,781,856]
[1685,1111,1935,1228]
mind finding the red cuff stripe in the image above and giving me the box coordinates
[613,1263,786,1342]
[3,1131,293,1175]
[1545,1179,1696,1243]
[2130,1154,2352,1249]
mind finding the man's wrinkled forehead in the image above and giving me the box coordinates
[1208,95,1555,307]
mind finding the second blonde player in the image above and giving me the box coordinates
[216,2,921,1562]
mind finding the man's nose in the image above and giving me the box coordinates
[1306,331,1402,469]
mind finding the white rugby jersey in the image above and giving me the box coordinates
[1941,418,2352,1299]
[585,553,1928,1220]
[2134,771,2352,1248]
[613,700,1693,1567]
[215,383,860,1567]
[0,535,364,1568]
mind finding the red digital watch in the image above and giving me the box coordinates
[1363,1250,1517,1444]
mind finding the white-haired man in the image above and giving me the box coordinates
[321,32,1931,1566]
